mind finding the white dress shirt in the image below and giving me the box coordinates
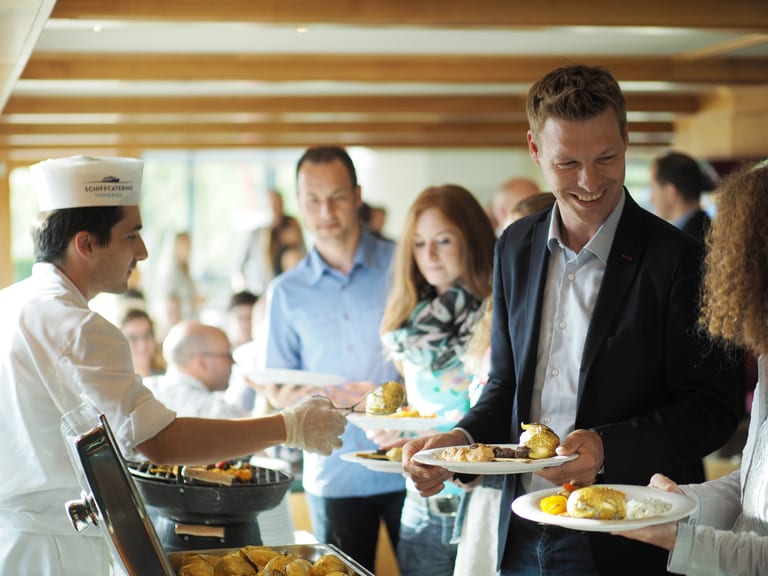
[525,191,625,493]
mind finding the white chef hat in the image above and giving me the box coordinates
[30,155,143,212]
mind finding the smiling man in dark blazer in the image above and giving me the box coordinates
[402,65,743,576]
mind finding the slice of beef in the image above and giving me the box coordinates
[493,445,530,459]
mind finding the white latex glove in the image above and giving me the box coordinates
[281,397,346,455]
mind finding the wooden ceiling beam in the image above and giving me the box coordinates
[49,0,768,30]
[0,136,673,153]
[0,121,674,136]
[22,54,768,84]
[3,94,702,115]
[676,33,768,61]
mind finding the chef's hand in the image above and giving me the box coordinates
[281,397,346,455]
[612,473,683,550]
[537,428,603,486]
[402,430,466,497]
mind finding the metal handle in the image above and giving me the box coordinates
[66,491,100,532]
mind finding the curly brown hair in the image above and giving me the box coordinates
[700,160,768,356]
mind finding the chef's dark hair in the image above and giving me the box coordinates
[32,206,124,264]
[296,146,358,189]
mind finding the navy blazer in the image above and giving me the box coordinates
[458,192,743,574]
[681,208,711,245]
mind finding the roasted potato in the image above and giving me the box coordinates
[213,553,256,576]
[285,558,313,576]
[263,553,300,576]
[179,561,215,576]
[385,446,403,462]
[239,545,280,569]
[310,554,349,575]
[171,552,219,572]
[365,381,405,415]
[519,422,560,459]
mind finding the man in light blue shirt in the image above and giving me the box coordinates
[264,146,405,571]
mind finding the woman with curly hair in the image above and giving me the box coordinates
[379,184,496,576]
[617,160,768,575]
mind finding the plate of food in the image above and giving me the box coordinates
[346,408,457,431]
[512,484,698,532]
[340,448,404,474]
[412,442,577,474]
[238,368,345,387]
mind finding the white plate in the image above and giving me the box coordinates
[340,451,404,474]
[237,368,345,387]
[512,484,698,532]
[412,444,577,474]
[346,413,457,431]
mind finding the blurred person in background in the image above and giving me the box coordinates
[270,211,306,276]
[491,177,541,235]
[159,230,203,336]
[147,320,243,419]
[226,290,259,350]
[120,308,165,378]
[378,184,496,576]
[649,151,713,245]
[238,189,305,295]
[360,201,390,240]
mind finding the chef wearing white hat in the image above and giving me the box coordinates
[0,155,346,576]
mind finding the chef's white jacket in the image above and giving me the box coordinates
[0,263,176,576]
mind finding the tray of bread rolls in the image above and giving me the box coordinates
[168,542,373,575]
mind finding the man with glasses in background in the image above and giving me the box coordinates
[147,320,243,419]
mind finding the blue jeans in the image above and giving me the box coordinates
[397,490,461,576]
[500,514,598,576]
[305,490,405,572]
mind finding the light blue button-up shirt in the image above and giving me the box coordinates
[264,229,404,497]
[525,191,625,493]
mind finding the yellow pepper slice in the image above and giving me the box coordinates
[539,494,568,515]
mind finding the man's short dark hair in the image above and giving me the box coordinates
[228,290,258,311]
[120,307,153,328]
[526,64,627,140]
[296,146,358,189]
[32,206,125,264]
[653,151,713,202]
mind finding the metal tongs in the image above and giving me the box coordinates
[313,381,406,415]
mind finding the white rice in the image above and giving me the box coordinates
[625,497,672,519]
